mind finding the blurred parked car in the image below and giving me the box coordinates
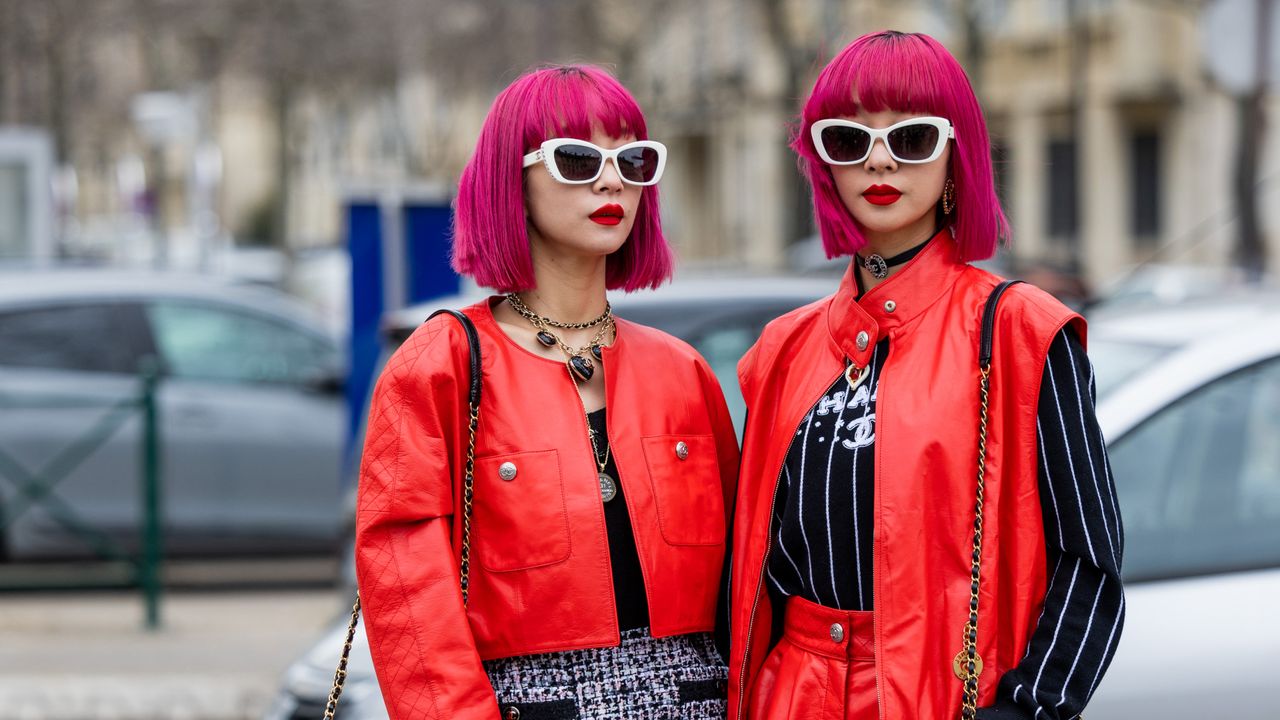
[1087,263,1276,318]
[268,287,1280,720]
[0,270,346,560]
[1084,293,1280,719]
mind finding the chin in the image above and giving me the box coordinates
[578,228,631,255]
[853,206,930,235]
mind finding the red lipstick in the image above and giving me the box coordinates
[863,184,902,206]
[590,203,625,226]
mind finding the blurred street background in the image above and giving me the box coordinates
[1,1,1278,719]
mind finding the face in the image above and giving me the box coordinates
[827,109,951,248]
[524,128,643,263]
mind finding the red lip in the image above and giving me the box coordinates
[590,203,625,226]
[863,184,902,206]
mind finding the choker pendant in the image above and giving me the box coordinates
[598,471,618,503]
[590,344,604,360]
[535,330,557,347]
[862,254,889,279]
[568,354,595,382]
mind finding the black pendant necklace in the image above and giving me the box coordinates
[856,236,933,280]
[568,354,595,382]
[506,294,613,385]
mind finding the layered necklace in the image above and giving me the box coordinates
[506,293,619,503]
[505,293,614,382]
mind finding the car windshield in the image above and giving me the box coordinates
[1088,337,1178,399]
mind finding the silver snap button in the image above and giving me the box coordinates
[855,331,870,351]
[675,441,689,460]
[884,300,897,313]
[498,462,517,481]
[830,622,845,643]
[503,707,521,720]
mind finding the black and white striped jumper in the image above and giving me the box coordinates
[765,326,1125,720]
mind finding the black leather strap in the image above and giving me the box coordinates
[979,280,1024,369]
[428,309,482,407]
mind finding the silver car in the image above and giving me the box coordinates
[268,286,1280,720]
[0,269,346,559]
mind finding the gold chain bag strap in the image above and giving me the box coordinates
[955,279,1023,720]
[324,309,484,720]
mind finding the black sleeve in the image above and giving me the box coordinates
[715,515,734,663]
[976,327,1126,720]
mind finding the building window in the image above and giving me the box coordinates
[1130,130,1161,245]
[1045,137,1079,245]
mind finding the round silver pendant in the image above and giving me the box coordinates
[863,254,889,279]
[598,472,618,503]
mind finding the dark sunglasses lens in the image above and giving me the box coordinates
[887,123,941,161]
[820,126,871,163]
[617,146,660,183]
[552,144,603,181]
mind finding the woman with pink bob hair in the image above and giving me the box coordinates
[727,31,1124,720]
[356,64,738,720]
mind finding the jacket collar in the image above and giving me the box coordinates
[827,227,968,368]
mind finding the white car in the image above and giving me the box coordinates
[267,288,1280,720]
[1085,294,1280,719]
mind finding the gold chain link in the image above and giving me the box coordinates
[956,367,991,719]
[460,402,479,604]
[323,595,362,720]
[505,293,611,329]
[324,398,480,719]
[505,294,614,364]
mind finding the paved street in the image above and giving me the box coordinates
[0,586,343,720]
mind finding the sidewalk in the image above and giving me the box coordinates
[0,587,342,720]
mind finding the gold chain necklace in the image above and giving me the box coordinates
[583,405,618,503]
[506,293,611,329]
[505,294,614,382]
[505,293,618,502]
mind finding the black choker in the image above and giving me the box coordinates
[856,238,932,280]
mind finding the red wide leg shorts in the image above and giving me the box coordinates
[748,596,879,720]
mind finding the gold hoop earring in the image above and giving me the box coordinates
[942,178,956,215]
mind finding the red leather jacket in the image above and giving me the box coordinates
[355,298,739,720]
[728,232,1084,720]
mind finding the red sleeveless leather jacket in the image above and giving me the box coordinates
[728,231,1084,719]
[356,299,739,719]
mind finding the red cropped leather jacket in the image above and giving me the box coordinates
[356,298,739,720]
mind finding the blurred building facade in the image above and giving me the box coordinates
[2,0,1276,293]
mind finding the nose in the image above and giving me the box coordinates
[863,137,898,173]
[594,156,625,194]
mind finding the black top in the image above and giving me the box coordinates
[587,408,650,631]
[766,327,1125,720]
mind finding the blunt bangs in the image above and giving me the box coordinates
[793,31,1007,263]
[452,65,673,293]
[517,66,649,152]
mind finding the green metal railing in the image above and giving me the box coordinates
[0,362,163,629]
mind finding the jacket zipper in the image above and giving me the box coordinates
[572,365,623,645]
[872,361,886,720]
[735,369,843,720]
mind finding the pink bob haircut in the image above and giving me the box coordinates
[452,64,673,293]
[793,30,1008,262]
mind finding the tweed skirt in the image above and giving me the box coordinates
[483,628,728,719]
